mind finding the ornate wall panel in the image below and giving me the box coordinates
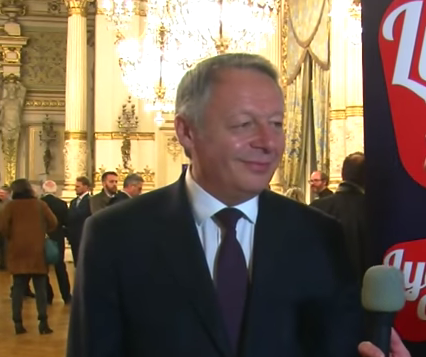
[27,124,65,186]
[21,31,67,89]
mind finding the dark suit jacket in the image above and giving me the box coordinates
[107,191,130,206]
[310,181,371,282]
[90,190,111,213]
[67,176,362,357]
[41,194,68,242]
[68,194,91,245]
[318,187,334,199]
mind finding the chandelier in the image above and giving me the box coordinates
[173,0,280,57]
[118,23,187,126]
[99,0,135,32]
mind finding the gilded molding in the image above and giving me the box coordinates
[64,131,87,140]
[330,106,363,120]
[96,7,147,16]
[166,135,182,162]
[94,132,155,140]
[94,164,154,183]
[25,100,65,108]
[64,0,90,17]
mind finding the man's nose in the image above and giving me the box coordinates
[251,125,277,151]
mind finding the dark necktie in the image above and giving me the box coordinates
[214,208,248,353]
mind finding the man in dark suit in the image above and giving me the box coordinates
[68,176,91,267]
[90,171,118,213]
[310,152,370,283]
[108,173,143,206]
[41,180,72,304]
[67,54,407,357]
[310,171,334,199]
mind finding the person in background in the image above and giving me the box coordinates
[0,185,11,270]
[67,53,404,357]
[309,170,333,199]
[284,186,305,204]
[310,152,370,283]
[108,173,144,206]
[90,171,118,213]
[41,180,72,304]
[2,185,36,297]
[0,178,57,334]
[68,176,91,267]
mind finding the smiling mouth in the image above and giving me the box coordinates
[241,161,273,172]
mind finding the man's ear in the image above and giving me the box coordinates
[174,115,195,152]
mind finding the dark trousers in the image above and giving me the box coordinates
[46,237,71,302]
[12,274,48,323]
[69,239,80,267]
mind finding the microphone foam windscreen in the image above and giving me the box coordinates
[361,265,406,312]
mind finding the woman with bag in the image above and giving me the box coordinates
[0,178,57,334]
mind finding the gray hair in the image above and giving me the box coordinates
[175,53,282,127]
[284,187,305,204]
[42,180,57,194]
[123,174,144,188]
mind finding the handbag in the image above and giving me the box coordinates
[44,237,59,265]
[37,200,60,265]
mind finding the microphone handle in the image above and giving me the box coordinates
[366,312,395,357]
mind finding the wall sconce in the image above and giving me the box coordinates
[38,114,57,175]
[117,96,139,169]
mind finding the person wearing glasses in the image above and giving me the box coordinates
[309,171,333,199]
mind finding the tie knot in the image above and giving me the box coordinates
[214,208,244,230]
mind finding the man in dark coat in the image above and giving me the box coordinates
[309,171,334,199]
[108,173,143,206]
[41,180,72,304]
[90,171,118,213]
[310,152,370,282]
[67,54,405,357]
[68,176,91,266]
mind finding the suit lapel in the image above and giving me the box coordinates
[241,192,298,356]
[158,177,232,357]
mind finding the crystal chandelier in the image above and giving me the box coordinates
[99,0,134,32]
[173,0,280,57]
[118,23,187,126]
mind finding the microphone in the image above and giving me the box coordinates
[361,265,406,357]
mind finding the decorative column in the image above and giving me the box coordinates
[93,1,158,192]
[259,10,284,193]
[329,0,364,189]
[63,0,89,199]
[0,0,28,185]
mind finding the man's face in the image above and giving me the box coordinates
[176,68,284,205]
[103,174,118,195]
[75,181,88,196]
[0,189,8,201]
[309,172,326,193]
[127,182,143,197]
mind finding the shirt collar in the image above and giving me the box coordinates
[185,166,258,225]
[78,191,89,200]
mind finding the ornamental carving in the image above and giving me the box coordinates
[166,135,182,162]
[63,139,87,182]
[21,31,67,88]
[141,166,155,183]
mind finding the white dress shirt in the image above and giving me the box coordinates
[76,191,89,206]
[185,168,258,278]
